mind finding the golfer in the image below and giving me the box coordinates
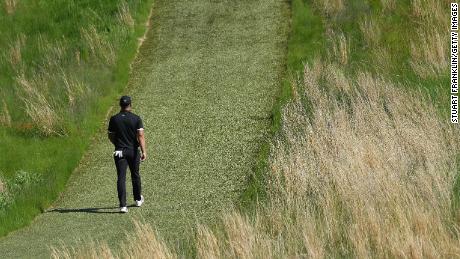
[108,96,146,213]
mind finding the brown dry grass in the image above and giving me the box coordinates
[0,178,5,193]
[9,24,120,136]
[120,220,176,259]
[61,71,87,106]
[4,0,17,15]
[408,0,449,79]
[372,46,393,74]
[8,34,25,67]
[358,0,449,79]
[51,220,176,259]
[196,225,221,259]
[411,0,448,26]
[380,0,396,11]
[0,99,11,127]
[117,1,134,29]
[38,38,67,72]
[328,31,349,65]
[410,26,449,78]
[312,0,344,16]
[263,61,460,257]
[51,243,115,259]
[16,74,63,136]
[359,17,380,46]
[81,26,116,66]
[11,33,107,135]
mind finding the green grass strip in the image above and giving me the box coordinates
[239,0,325,209]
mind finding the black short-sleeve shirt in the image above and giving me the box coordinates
[108,111,144,150]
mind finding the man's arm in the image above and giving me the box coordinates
[108,132,116,145]
[137,129,147,161]
[108,116,116,145]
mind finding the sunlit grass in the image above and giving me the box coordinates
[8,0,458,258]
[0,0,290,257]
[0,0,154,236]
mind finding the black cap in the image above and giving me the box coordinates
[119,96,131,107]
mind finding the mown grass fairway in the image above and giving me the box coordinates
[0,0,289,257]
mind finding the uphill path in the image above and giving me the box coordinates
[0,0,289,257]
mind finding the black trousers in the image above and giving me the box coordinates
[114,148,142,207]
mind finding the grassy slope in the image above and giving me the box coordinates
[0,0,154,236]
[0,0,289,257]
[318,0,449,112]
[233,0,455,257]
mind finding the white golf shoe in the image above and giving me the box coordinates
[135,195,144,207]
[120,207,128,213]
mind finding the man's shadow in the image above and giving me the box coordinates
[47,205,136,214]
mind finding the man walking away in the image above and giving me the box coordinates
[108,96,147,213]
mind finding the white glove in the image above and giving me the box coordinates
[114,150,123,158]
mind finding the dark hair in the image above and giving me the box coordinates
[119,96,131,107]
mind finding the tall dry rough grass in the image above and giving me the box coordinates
[0,178,5,193]
[409,0,449,78]
[8,5,129,135]
[410,26,449,78]
[16,74,63,136]
[328,31,349,65]
[372,46,393,74]
[10,37,89,134]
[312,0,344,16]
[51,242,115,259]
[8,34,25,67]
[263,61,460,257]
[411,0,447,25]
[81,26,116,66]
[51,220,176,259]
[380,0,396,11]
[0,99,11,127]
[192,61,460,258]
[117,1,135,29]
[3,0,16,15]
[359,17,380,46]
[61,71,88,107]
